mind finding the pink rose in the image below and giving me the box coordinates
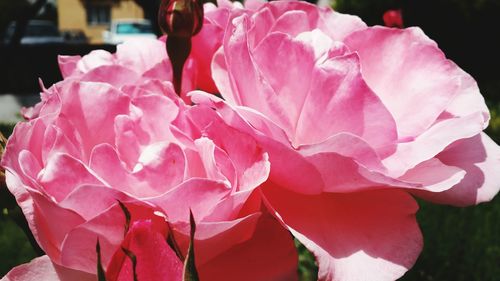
[1,47,297,279]
[191,0,265,93]
[191,0,367,94]
[192,1,500,280]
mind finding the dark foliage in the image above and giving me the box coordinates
[335,0,500,103]
[0,44,116,94]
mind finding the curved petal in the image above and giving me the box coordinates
[294,52,397,156]
[56,81,130,157]
[264,137,325,194]
[268,10,313,38]
[130,94,179,144]
[441,74,489,121]
[59,203,160,273]
[38,153,103,202]
[133,142,186,194]
[194,137,235,186]
[148,178,231,224]
[1,256,95,281]
[263,184,422,281]
[317,9,366,41]
[115,38,166,74]
[198,211,298,281]
[344,26,483,139]
[41,123,82,164]
[105,220,183,281]
[234,105,291,144]
[214,13,397,156]
[298,134,423,193]
[58,55,81,79]
[298,133,386,172]
[397,158,465,193]
[249,31,318,136]
[383,112,486,176]
[413,133,500,206]
[244,0,266,11]
[195,213,261,265]
[30,192,86,263]
[80,65,141,88]
[59,184,136,221]
[199,117,271,192]
[192,11,228,93]
[89,143,186,198]
[2,119,47,175]
[121,79,178,101]
[191,92,325,194]
[17,150,42,187]
[211,46,235,103]
[219,15,278,114]
[76,50,114,74]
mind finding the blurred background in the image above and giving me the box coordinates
[0,0,499,280]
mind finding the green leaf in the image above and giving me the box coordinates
[182,210,199,281]
[96,240,107,281]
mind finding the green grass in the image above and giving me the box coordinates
[401,197,500,281]
[296,196,500,281]
[0,218,37,276]
[0,122,15,140]
[486,102,500,143]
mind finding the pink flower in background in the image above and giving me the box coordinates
[1,48,297,279]
[383,9,404,28]
[192,1,500,280]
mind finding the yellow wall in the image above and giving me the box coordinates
[58,0,145,44]
[112,1,144,19]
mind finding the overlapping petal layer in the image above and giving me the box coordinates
[197,1,500,280]
[1,39,296,279]
[2,0,499,280]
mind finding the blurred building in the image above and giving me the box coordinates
[58,0,144,43]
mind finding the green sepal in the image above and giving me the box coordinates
[118,201,131,236]
[96,240,107,281]
[166,220,184,261]
[122,247,138,281]
[182,210,199,281]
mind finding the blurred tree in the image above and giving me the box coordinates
[36,2,58,24]
[132,0,162,35]
[0,0,48,46]
[334,0,500,102]
[334,0,400,25]
[0,0,30,43]
[402,0,500,102]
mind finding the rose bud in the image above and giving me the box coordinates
[158,0,204,96]
[158,0,204,38]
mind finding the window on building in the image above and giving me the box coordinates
[86,4,111,25]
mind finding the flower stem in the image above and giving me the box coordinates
[166,36,192,96]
